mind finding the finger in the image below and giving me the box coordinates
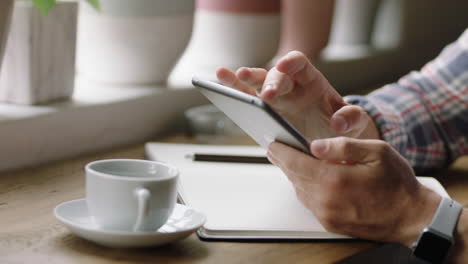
[268,141,320,181]
[310,137,390,163]
[236,67,267,95]
[270,142,359,195]
[266,149,280,166]
[260,68,295,101]
[216,67,256,95]
[275,51,320,87]
[330,105,369,136]
[235,67,267,87]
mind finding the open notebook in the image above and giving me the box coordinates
[145,143,450,240]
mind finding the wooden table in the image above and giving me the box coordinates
[1,135,467,264]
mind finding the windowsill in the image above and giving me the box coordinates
[0,77,208,172]
[0,43,426,172]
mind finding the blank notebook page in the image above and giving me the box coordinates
[146,143,449,237]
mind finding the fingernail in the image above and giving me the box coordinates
[266,151,275,163]
[237,68,250,80]
[334,115,349,133]
[311,140,328,155]
[263,84,275,92]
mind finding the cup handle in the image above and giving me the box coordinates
[133,188,151,232]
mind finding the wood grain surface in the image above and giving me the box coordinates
[1,135,467,264]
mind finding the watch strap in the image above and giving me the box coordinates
[430,197,463,237]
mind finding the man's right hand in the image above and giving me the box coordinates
[267,137,442,248]
[216,51,380,141]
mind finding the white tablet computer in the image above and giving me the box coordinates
[192,77,311,155]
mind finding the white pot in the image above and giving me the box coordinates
[0,0,14,73]
[328,0,383,48]
[76,0,195,85]
[168,9,280,88]
[0,0,78,105]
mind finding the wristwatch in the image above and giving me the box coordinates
[412,197,463,264]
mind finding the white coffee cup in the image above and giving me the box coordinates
[85,159,178,232]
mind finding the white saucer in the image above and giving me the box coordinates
[54,199,206,248]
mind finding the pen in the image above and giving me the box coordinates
[185,153,271,164]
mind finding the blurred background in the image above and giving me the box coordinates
[0,0,466,171]
[0,0,467,105]
[168,0,468,94]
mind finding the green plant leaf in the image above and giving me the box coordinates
[32,0,56,16]
[32,0,99,16]
[86,0,101,11]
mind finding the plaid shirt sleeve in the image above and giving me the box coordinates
[344,29,468,172]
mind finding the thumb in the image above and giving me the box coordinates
[310,137,390,163]
[330,105,369,137]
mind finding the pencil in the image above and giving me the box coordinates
[186,153,271,164]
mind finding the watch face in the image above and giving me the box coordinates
[414,232,452,263]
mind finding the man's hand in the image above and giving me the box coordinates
[267,137,442,246]
[216,51,379,141]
